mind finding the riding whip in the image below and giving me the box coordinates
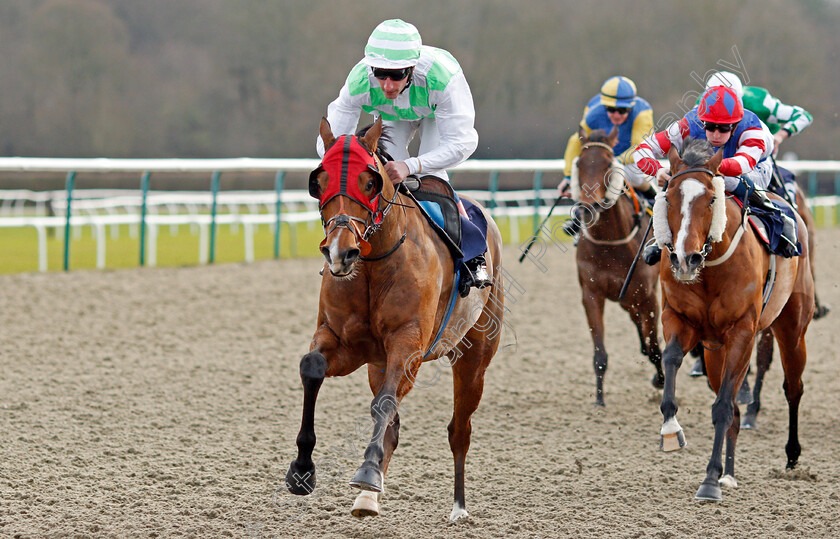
[619,178,668,300]
[518,196,565,263]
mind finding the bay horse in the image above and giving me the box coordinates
[655,138,813,501]
[690,184,826,429]
[286,117,504,521]
[741,186,822,428]
[573,127,664,406]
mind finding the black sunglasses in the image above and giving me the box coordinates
[372,67,412,81]
[606,106,629,114]
[703,121,736,133]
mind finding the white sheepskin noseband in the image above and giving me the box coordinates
[653,174,727,248]
[708,175,727,242]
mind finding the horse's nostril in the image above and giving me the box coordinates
[669,252,679,267]
[345,248,360,264]
[320,246,331,263]
[688,253,703,268]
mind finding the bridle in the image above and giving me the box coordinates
[661,166,735,264]
[577,141,642,244]
[311,135,407,260]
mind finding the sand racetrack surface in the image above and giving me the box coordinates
[1,227,839,538]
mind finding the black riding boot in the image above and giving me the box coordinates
[562,207,582,238]
[643,239,661,265]
[748,189,799,258]
[458,254,492,298]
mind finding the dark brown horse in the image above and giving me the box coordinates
[572,128,664,406]
[655,138,813,501]
[286,118,504,521]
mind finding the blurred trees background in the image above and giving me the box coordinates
[0,0,838,160]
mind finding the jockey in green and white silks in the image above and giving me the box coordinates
[316,23,478,183]
[316,19,489,296]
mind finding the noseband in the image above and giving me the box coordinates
[577,141,619,213]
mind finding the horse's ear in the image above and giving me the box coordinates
[319,117,336,150]
[361,117,383,153]
[705,148,724,175]
[578,126,588,143]
[667,146,682,174]
[606,126,619,147]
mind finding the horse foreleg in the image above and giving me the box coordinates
[287,327,358,496]
[286,350,327,496]
[350,333,420,494]
[742,329,774,429]
[659,335,690,451]
[696,332,752,501]
[351,364,410,518]
[581,290,608,406]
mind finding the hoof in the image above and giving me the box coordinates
[740,413,757,430]
[652,373,665,389]
[736,381,752,405]
[286,461,316,496]
[660,430,686,452]
[349,464,383,493]
[695,480,722,501]
[351,490,380,518]
[594,399,605,408]
[814,303,830,320]
[689,358,705,377]
[450,503,469,522]
[660,418,686,452]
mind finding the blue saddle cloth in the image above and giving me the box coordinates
[738,197,802,257]
[458,198,489,262]
[417,197,488,262]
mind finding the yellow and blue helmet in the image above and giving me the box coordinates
[600,76,637,108]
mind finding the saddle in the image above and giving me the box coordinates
[401,175,464,259]
[732,196,801,258]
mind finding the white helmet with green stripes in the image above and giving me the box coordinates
[364,19,422,69]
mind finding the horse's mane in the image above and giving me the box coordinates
[356,123,395,163]
[680,138,715,168]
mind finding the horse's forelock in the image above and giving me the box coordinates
[586,129,610,144]
[356,123,395,163]
[680,138,715,168]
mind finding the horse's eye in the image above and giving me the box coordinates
[366,180,375,191]
[709,196,716,207]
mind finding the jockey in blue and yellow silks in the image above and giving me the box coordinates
[560,76,657,238]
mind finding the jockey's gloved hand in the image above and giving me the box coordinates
[731,176,756,205]
[558,177,571,198]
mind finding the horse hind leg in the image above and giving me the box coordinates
[447,334,497,522]
[774,328,807,469]
[741,329,773,429]
[629,301,664,389]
